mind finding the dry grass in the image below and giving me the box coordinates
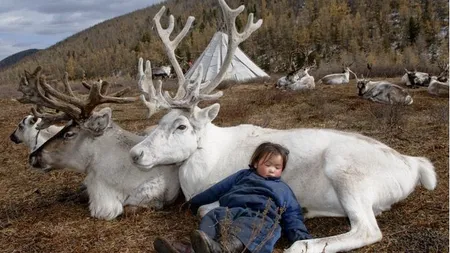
[0,78,448,252]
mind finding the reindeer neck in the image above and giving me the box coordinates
[95,122,145,150]
[180,123,278,199]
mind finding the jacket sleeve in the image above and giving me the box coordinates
[188,169,246,214]
[281,187,312,242]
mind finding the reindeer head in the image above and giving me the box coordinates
[17,67,137,172]
[130,0,262,171]
[357,77,370,96]
[29,108,113,172]
[10,115,38,145]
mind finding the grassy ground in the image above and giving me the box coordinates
[0,77,448,252]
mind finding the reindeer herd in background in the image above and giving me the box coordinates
[8,0,444,252]
[276,56,449,105]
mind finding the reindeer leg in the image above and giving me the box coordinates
[286,148,383,252]
[125,177,168,210]
[286,193,382,252]
[86,177,124,220]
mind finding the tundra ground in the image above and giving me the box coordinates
[0,78,448,252]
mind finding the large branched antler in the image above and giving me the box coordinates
[17,67,138,129]
[137,58,170,118]
[18,67,82,120]
[202,0,262,94]
[138,58,222,116]
[139,0,262,118]
[82,78,132,98]
[153,7,195,99]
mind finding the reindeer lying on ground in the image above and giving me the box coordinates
[289,61,316,90]
[10,115,62,152]
[356,78,413,105]
[11,76,130,152]
[428,76,449,95]
[276,68,304,89]
[318,66,355,85]
[152,65,171,79]
[129,1,437,252]
[18,67,180,220]
[402,69,431,88]
[276,59,315,90]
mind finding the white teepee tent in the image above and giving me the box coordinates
[185,32,269,83]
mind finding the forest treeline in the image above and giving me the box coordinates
[0,0,448,85]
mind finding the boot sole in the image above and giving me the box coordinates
[190,230,211,253]
[154,237,179,253]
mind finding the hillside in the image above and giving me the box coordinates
[0,49,39,70]
[0,0,448,87]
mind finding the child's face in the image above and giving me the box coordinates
[254,153,283,178]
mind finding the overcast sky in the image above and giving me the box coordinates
[0,0,165,61]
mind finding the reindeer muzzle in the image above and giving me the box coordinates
[9,132,21,144]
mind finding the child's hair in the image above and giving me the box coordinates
[250,142,290,170]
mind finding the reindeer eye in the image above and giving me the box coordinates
[177,125,187,130]
[64,131,76,139]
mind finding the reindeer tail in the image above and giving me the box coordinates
[407,156,437,190]
[405,95,413,105]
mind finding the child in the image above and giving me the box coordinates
[154,142,311,253]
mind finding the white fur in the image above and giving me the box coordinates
[130,104,437,252]
[357,80,413,105]
[318,67,352,85]
[161,66,171,76]
[30,108,180,220]
[10,115,62,152]
[401,73,412,87]
[276,70,303,89]
[289,67,315,90]
[402,71,431,87]
[428,76,449,95]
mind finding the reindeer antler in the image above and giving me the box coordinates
[18,66,138,128]
[153,7,195,99]
[202,0,262,94]
[140,0,262,118]
[82,78,131,98]
[138,59,223,117]
[137,58,170,117]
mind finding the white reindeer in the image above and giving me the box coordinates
[356,78,413,105]
[402,69,431,88]
[17,67,180,220]
[276,69,304,89]
[10,115,62,152]
[10,76,133,152]
[318,65,355,85]
[129,1,437,252]
[289,61,316,90]
[428,76,449,95]
[152,65,172,79]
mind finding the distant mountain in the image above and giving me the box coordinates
[0,49,40,70]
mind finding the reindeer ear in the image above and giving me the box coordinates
[190,103,220,129]
[83,107,112,135]
[29,116,37,125]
